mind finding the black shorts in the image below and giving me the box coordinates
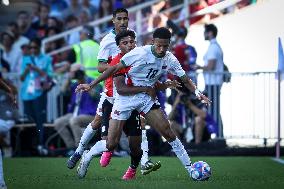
[101,99,141,137]
[124,110,141,137]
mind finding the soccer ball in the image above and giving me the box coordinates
[190,161,212,181]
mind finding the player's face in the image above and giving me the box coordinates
[119,36,136,54]
[153,38,170,57]
[113,12,129,33]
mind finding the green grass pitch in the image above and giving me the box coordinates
[4,157,284,189]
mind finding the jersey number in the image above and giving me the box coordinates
[146,68,158,79]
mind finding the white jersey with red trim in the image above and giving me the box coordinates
[97,30,120,63]
[120,45,186,87]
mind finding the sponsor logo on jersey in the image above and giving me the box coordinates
[162,66,167,69]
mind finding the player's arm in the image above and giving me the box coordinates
[154,80,181,91]
[179,74,211,105]
[114,75,156,98]
[97,61,111,73]
[75,62,125,92]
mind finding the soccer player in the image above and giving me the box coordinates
[67,8,161,175]
[75,27,211,178]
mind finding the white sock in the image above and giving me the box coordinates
[85,140,107,162]
[169,138,191,173]
[0,150,5,186]
[75,124,96,155]
[141,130,149,166]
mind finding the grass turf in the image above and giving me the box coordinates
[4,157,284,189]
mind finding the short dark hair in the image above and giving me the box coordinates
[153,27,172,39]
[113,8,128,17]
[177,26,188,38]
[30,38,41,47]
[205,24,218,37]
[115,30,136,46]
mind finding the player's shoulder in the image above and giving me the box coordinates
[100,30,116,45]
[110,53,123,66]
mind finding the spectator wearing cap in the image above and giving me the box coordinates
[53,64,100,154]
[67,25,101,80]
[0,31,22,73]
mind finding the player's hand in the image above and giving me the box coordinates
[195,90,211,106]
[75,84,92,93]
[165,80,181,89]
[145,87,156,100]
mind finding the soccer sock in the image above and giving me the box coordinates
[169,138,192,173]
[0,150,5,186]
[130,152,142,169]
[85,140,107,162]
[140,129,149,166]
[75,124,96,155]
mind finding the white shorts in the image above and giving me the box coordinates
[96,92,114,116]
[111,93,155,120]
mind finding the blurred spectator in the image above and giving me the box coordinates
[31,3,50,39]
[54,64,100,153]
[82,0,97,18]
[0,31,22,73]
[7,22,30,52]
[44,0,68,18]
[20,38,53,155]
[16,11,37,40]
[31,1,41,24]
[168,93,186,139]
[68,25,100,79]
[47,17,61,29]
[195,24,224,137]
[79,9,92,24]
[182,93,218,144]
[98,0,113,33]
[172,26,197,83]
[65,15,80,45]
[62,0,83,20]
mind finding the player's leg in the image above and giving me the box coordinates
[122,135,142,180]
[140,116,161,175]
[122,111,142,180]
[67,94,105,169]
[67,114,101,169]
[100,99,113,167]
[144,108,192,174]
[77,119,126,178]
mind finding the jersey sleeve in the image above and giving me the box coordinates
[97,38,110,63]
[120,47,145,67]
[113,67,130,77]
[168,53,186,77]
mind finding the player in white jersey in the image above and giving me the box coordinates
[67,8,161,176]
[75,27,211,178]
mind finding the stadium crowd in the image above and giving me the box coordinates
[0,0,257,157]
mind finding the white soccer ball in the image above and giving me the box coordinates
[190,161,212,181]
